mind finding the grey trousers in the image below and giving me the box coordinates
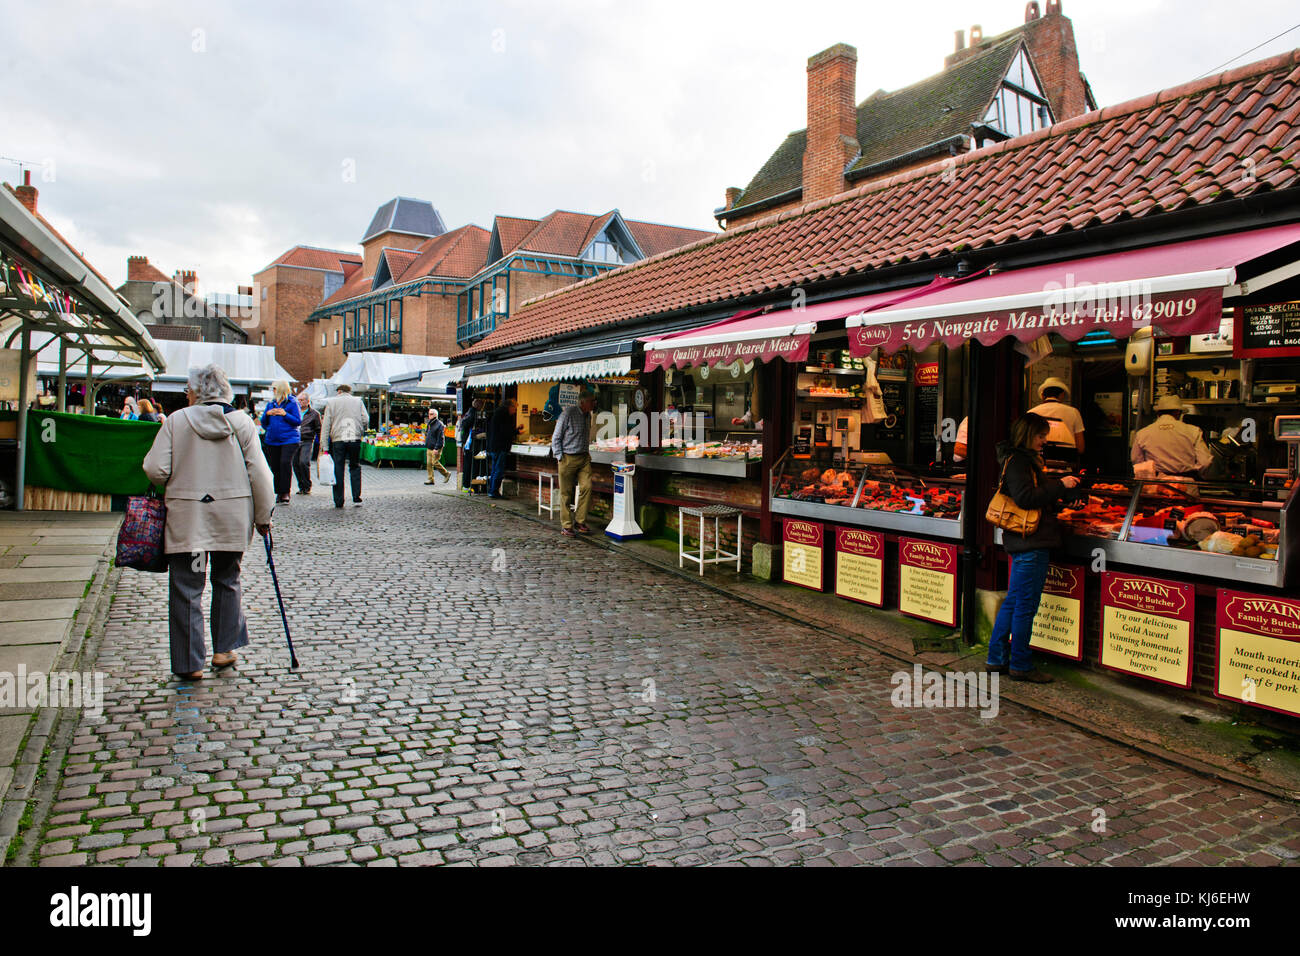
[168,551,250,674]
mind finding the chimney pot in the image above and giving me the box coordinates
[1025,1,1041,21]
[1045,0,1061,14]
[954,29,965,52]
[970,24,983,45]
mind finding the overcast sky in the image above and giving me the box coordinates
[3,0,1299,293]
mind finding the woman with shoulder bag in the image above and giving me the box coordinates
[986,412,1080,683]
[143,364,275,680]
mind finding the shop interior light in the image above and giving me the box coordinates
[1074,330,1119,348]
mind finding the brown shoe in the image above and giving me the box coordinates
[1009,668,1053,683]
[561,527,577,537]
[574,523,591,533]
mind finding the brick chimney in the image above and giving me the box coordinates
[724,187,743,210]
[802,44,860,205]
[175,269,197,294]
[127,255,151,280]
[1020,0,1089,119]
[14,171,38,214]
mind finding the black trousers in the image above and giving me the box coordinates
[292,440,315,492]
[269,442,299,498]
[331,441,362,505]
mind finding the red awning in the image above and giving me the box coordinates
[847,223,1300,355]
[641,279,958,372]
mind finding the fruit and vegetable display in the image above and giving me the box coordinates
[365,424,425,447]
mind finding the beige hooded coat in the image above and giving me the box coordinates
[143,403,275,554]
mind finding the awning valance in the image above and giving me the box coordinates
[846,223,1300,355]
[466,354,631,387]
[640,285,955,372]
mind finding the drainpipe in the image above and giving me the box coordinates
[15,324,30,511]
[960,340,983,644]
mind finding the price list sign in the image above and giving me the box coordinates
[782,519,824,591]
[1214,589,1300,718]
[834,527,884,607]
[898,538,958,627]
[1028,563,1086,660]
[1235,301,1300,358]
[1100,572,1194,688]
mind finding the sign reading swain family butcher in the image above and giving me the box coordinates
[898,537,958,627]
[1028,562,1086,661]
[1099,572,1195,688]
[1214,589,1300,718]
[644,335,808,371]
[782,519,824,591]
[834,527,884,607]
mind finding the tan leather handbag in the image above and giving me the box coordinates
[985,457,1041,535]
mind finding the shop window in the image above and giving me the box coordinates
[334,329,340,345]
[662,362,759,440]
[322,333,327,348]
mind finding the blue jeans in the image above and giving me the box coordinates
[987,548,1051,672]
[488,451,508,496]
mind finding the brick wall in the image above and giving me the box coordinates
[361,231,427,278]
[802,44,860,205]
[255,263,332,383]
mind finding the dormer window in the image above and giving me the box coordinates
[584,229,630,265]
[978,48,1053,143]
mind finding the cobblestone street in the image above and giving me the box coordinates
[19,468,1300,867]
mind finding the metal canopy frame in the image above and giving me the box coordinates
[0,186,165,510]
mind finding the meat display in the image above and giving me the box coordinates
[772,468,963,518]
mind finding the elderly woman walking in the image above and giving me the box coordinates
[143,365,275,679]
[261,379,302,505]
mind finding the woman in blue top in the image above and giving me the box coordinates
[261,380,302,504]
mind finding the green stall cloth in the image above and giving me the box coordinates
[360,443,424,465]
[24,410,161,495]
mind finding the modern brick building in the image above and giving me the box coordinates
[269,199,712,382]
[251,245,363,383]
[115,256,248,345]
[717,0,1096,229]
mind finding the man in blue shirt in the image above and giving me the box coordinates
[551,389,596,536]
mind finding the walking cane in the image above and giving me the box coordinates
[263,531,300,669]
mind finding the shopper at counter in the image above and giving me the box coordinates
[986,413,1081,684]
[1131,395,1212,478]
[552,390,596,537]
[487,398,518,498]
[1028,377,1085,455]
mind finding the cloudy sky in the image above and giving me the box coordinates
[3,0,1299,293]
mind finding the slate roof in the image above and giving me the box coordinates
[261,245,361,274]
[361,197,446,242]
[458,49,1300,360]
[730,37,1024,211]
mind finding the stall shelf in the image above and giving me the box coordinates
[510,442,552,458]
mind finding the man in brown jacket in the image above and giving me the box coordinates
[144,364,275,679]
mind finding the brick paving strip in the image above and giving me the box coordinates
[7,470,1300,866]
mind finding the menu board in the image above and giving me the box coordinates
[1023,562,1086,660]
[875,381,905,442]
[834,527,884,607]
[1099,572,1195,687]
[898,537,958,627]
[1214,589,1300,718]
[782,519,824,591]
[1235,302,1300,358]
[914,370,939,457]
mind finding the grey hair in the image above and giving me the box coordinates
[187,364,234,403]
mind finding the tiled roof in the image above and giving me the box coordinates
[383,248,419,283]
[493,216,541,256]
[515,211,606,257]
[733,37,1022,209]
[399,225,491,281]
[459,49,1300,359]
[263,245,362,273]
[318,266,373,310]
[624,219,716,258]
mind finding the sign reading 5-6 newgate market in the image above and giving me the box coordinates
[898,538,958,627]
[1215,589,1300,718]
[782,519,824,591]
[1100,572,1195,688]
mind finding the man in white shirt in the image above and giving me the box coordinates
[1132,395,1212,477]
[1028,377,1085,455]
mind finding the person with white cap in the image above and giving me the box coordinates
[1131,395,1212,478]
[1028,377,1085,455]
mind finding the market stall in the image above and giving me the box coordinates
[361,422,427,467]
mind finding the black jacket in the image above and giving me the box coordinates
[996,441,1069,553]
[425,418,445,450]
[487,407,516,454]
